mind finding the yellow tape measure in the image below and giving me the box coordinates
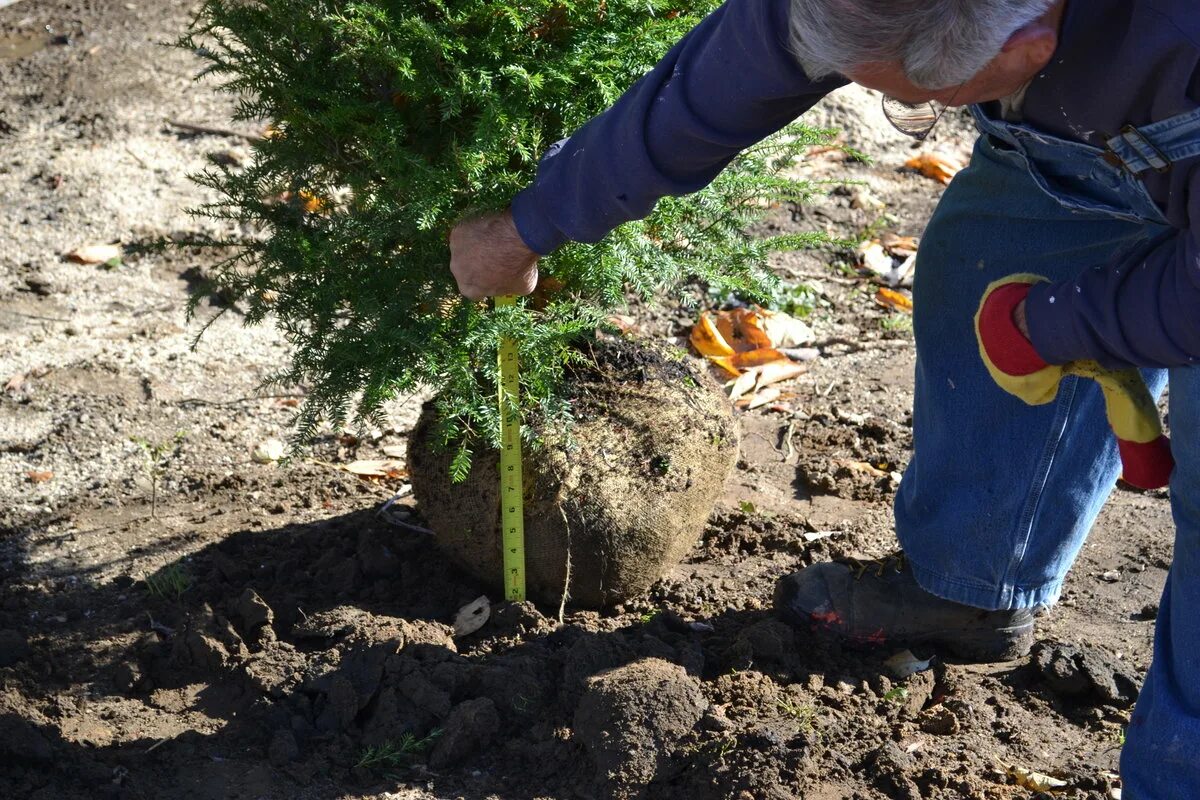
[495,295,526,602]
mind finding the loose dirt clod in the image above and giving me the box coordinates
[574,658,708,800]
[410,340,738,608]
[1031,640,1141,708]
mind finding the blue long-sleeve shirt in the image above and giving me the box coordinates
[510,0,1200,370]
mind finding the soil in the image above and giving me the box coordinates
[0,1,1172,799]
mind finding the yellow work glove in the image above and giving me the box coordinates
[975,274,1173,490]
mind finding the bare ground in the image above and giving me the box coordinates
[0,1,1173,798]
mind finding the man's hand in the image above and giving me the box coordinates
[450,209,539,300]
[1013,298,1031,339]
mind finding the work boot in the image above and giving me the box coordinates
[774,553,1037,662]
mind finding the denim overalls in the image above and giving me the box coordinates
[894,104,1200,797]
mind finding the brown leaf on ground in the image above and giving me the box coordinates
[739,386,782,410]
[690,312,736,359]
[904,152,964,185]
[726,370,759,402]
[731,348,790,371]
[835,460,888,478]
[344,459,406,479]
[880,233,919,257]
[754,360,808,389]
[65,243,121,264]
[26,470,54,483]
[875,287,914,313]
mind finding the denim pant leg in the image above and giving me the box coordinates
[895,133,1168,610]
[1120,366,1200,798]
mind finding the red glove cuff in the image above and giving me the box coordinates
[1118,435,1175,490]
[978,282,1047,376]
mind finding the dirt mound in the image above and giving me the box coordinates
[409,339,738,608]
[574,658,707,799]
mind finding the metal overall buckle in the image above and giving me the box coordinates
[1103,125,1173,175]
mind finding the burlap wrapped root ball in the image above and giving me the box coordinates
[409,340,738,608]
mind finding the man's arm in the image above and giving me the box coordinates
[450,0,846,299]
[511,0,845,255]
[1023,181,1200,368]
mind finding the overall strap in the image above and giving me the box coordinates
[1105,106,1200,175]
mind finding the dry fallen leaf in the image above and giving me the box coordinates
[881,233,919,257]
[252,438,286,464]
[4,373,25,393]
[884,648,934,678]
[758,308,815,348]
[754,360,808,390]
[904,152,964,185]
[731,348,790,371]
[836,459,888,478]
[26,470,54,483]
[1008,766,1069,792]
[859,241,894,280]
[344,459,406,479]
[726,370,760,402]
[743,386,782,410]
[453,595,491,637]
[690,312,736,358]
[875,287,914,313]
[65,243,121,264]
[707,355,741,378]
[736,309,775,350]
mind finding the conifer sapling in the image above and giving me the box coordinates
[179,0,832,476]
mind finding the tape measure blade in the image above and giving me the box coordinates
[495,295,526,602]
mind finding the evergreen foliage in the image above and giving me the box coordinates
[179,0,832,468]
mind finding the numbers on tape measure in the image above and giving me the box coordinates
[495,295,526,602]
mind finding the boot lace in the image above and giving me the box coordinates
[841,551,907,580]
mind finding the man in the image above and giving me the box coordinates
[449,0,1199,795]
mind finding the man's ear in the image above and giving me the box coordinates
[1000,22,1057,59]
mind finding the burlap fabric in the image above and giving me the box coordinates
[409,343,738,608]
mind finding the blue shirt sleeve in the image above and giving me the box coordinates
[1026,195,1200,369]
[510,0,847,255]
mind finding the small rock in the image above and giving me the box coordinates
[700,707,735,732]
[491,601,546,633]
[356,531,399,579]
[315,675,359,732]
[0,630,31,667]
[428,698,500,769]
[112,661,144,694]
[243,643,307,697]
[252,438,285,464]
[917,706,959,735]
[735,618,795,663]
[23,276,54,296]
[866,740,920,800]
[1100,570,1122,583]
[1138,603,1159,621]
[235,588,274,631]
[1032,641,1140,708]
[183,630,228,670]
[899,670,935,718]
[267,728,300,766]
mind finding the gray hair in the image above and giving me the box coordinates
[788,0,1053,90]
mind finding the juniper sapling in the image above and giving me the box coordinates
[178,0,833,476]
